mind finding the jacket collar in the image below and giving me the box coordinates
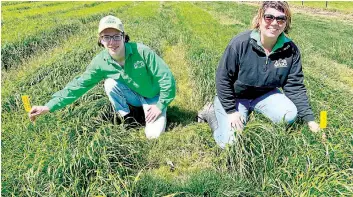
[250,30,291,53]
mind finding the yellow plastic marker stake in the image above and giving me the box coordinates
[21,95,32,112]
[320,111,327,129]
[22,95,35,125]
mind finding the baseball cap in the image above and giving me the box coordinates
[98,15,124,34]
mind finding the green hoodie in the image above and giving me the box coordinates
[45,42,176,112]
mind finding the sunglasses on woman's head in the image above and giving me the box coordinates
[263,14,287,24]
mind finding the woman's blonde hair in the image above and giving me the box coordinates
[251,1,292,34]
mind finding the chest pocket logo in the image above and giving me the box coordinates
[134,61,145,69]
[274,59,288,68]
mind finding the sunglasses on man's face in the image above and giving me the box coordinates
[263,14,287,25]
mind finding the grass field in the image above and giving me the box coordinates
[2,1,353,196]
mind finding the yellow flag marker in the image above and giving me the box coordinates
[21,95,32,112]
[22,95,35,125]
[320,111,327,129]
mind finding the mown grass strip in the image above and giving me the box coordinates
[163,42,196,125]
[169,2,244,107]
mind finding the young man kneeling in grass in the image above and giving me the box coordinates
[29,15,176,139]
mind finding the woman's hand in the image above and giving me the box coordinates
[145,105,162,123]
[308,121,320,132]
[228,112,245,132]
[29,106,50,122]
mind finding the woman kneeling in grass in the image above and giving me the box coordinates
[199,1,320,148]
[29,15,176,139]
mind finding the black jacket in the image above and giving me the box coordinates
[216,30,315,122]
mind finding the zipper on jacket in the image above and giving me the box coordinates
[251,40,290,72]
[263,56,269,72]
[253,44,269,71]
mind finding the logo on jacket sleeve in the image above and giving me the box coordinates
[274,59,288,68]
[134,61,145,69]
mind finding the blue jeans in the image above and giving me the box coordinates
[104,78,167,139]
[213,89,297,148]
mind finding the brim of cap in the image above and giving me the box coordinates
[98,25,124,34]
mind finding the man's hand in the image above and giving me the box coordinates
[228,112,245,132]
[308,121,320,132]
[29,106,50,122]
[145,105,162,123]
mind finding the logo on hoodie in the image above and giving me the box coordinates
[274,59,288,68]
[134,61,145,69]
